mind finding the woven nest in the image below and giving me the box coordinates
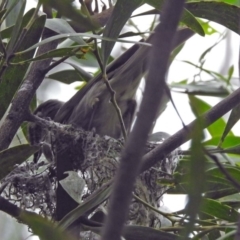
[1,121,180,229]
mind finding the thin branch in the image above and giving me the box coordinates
[101,1,185,240]
[93,34,127,140]
[206,151,240,191]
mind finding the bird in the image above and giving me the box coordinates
[30,28,194,142]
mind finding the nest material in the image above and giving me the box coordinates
[1,120,180,228]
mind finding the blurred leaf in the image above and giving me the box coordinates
[189,95,231,137]
[45,18,86,45]
[59,182,112,229]
[144,0,205,36]
[0,14,46,120]
[0,144,39,180]
[219,193,240,203]
[5,0,24,26]
[101,0,143,66]
[185,2,240,35]
[40,0,99,31]
[17,32,150,55]
[180,120,206,239]
[183,60,227,82]
[171,81,229,97]
[0,8,35,39]
[201,198,239,222]
[0,15,46,119]
[123,225,180,240]
[219,98,240,148]
[6,0,26,53]
[220,144,240,154]
[20,211,75,240]
[197,19,218,35]
[15,45,89,63]
[227,65,234,84]
[203,136,240,148]
[48,68,92,84]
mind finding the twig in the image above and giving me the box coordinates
[206,151,240,191]
[93,34,127,140]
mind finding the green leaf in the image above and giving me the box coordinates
[16,32,150,55]
[45,18,86,45]
[171,81,229,97]
[59,182,112,229]
[203,136,240,148]
[20,211,75,240]
[101,0,143,66]
[219,99,240,147]
[201,198,239,222]
[0,14,46,120]
[0,144,39,180]
[15,45,88,63]
[123,226,181,240]
[48,68,92,84]
[40,0,100,31]
[0,8,35,39]
[180,120,206,239]
[189,95,232,137]
[6,0,26,53]
[145,0,205,36]
[186,1,240,35]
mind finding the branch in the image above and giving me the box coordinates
[101,1,185,240]
[141,86,240,173]
[0,29,58,151]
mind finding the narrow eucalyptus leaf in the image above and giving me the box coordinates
[0,144,39,180]
[6,0,26,53]
[0,14,46,119]
[101,0,143,66]
[219,103,240,147]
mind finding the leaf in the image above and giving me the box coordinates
[15,45,89,63]
[144,0,205,36]
[48,68,92,84]
[201,198,239,222]
[101,0,143,66]
[40,0,99,31]
[185,1,240,35]
[16,32,150,55]
[203,136,240,148]
[6,0,26,53]
[20,211,75,240]
[0,144,39,180]
[0,14,46,120]
[59,182,112,229]
[219,103,240,147]
[180,119,206,239]
[189,95,232,137]
[124,225,181,240]
[171,81,229,97]
[0,8,35,39]
[45,18,86,45]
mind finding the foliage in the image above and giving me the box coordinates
[0,0,240,240]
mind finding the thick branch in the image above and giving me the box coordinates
[0,29,58,151]
[101,1,185,240]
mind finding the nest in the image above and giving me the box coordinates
[1,120,180,229]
